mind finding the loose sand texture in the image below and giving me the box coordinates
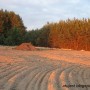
[0,46,90,90]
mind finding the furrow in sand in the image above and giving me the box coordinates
[3,66,31,90]
[68,66,80,90]
[40,71,52,90]
[60,65,89,90]
[48,63,72,90]
[0,64,9,70]
[82,68,90,90]
[48,66,70,90]
[16,66,44,90]
[40,64,70,90]
[0,65,11,73]
[0,61,22,70]
[83,68,90,84]
[78,67,90,90]
[0,65,23,79]
[34,71,50,90]
[7,66,40,90]
[59,65,76,90]
[51,68,66,90]
[27,65,55,90]
[33,65,55,90]
[26,71,42,90]
[0,62,26,71]
[0,66,28,89]
[0,63,23,76]
[0,63,17,73]
[47,67,66,90]
[77,68,87,90]
[48,69,58,90]
[0,65,24,85]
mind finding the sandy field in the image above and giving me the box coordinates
[0,46,90,90]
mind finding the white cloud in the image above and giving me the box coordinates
[67,0,80,4]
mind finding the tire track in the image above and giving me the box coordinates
[83,68,90,84]
[68,66,80,90]
[59,66,77,90]
[0,57,90,90]
[34,71,51,90]
[16,66,46,90]
[4,66,31,90]
[0,66,28,89]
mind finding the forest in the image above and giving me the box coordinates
[0,9,26,45]
[0,9,90,51]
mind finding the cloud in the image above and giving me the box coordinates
[0,0,90,30]
[67,0,80,4]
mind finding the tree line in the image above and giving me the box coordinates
[0,9,90,51]
[26,19,90,51]
[0,9,26,45]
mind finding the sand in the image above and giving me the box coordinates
[0,46,90,90]
[15,43,36,51]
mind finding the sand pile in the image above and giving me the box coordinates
[15,43,36,51]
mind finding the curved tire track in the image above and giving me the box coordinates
[0,56,90,90]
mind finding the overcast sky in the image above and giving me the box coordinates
[0,0,90,30]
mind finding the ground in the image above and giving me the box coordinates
[0,46,90,90]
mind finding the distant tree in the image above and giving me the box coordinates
[24,29,39,45]
[4,27,24,45]
[36,24,50,47]
[28,18,90,51]
[0,33,5,45]
[0,9,26,45]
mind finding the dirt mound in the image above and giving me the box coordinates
[15,43,36,51]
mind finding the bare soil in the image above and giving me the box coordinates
[15,43,36,51]
[0,46,90,90]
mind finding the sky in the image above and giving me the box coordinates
[0,0,90,30]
